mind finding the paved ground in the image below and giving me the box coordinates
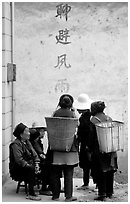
[2,177,97,202]
[2,177,128,202]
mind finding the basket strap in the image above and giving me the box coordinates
[94,116,101,122]
[48,135,74,140]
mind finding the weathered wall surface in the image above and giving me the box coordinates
[2,2,14,183]
[14,2,128,181]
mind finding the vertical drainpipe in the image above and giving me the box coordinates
[10,2,15,140]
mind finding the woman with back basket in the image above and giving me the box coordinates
[50,94,79,202]
[89,101,118,201]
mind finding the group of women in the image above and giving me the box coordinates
[9,93,118,201]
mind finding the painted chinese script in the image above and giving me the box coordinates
[55,3,71,21]
[54,54,71,69]
[55,79,69,93]
[56,29,71,44]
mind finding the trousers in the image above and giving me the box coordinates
[51,165,74,199]
[39,163,52,190]
[97,170,114,197]
[22,165,36,195]
[83,168,91,186]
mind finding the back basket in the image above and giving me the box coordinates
[95,121,124,153]
[45,117,78,152]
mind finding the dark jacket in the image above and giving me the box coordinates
[89,113,118,182]
[77,110,91,168]
[31,138,47,164]
[9,138,40,180]
[53,107,75,118]
[31,139,44,156]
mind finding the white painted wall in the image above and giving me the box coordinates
[2,2,127,184]
[14,2,128,178]
[14,2,127,127]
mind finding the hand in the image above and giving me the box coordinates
[25,163,34,170]
[35,163,40,174]
[40,154,46,159]
[26,163,32,168]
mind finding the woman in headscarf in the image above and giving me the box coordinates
[89,101,118,201]
[9,123,41,201]
[50,94,79,202]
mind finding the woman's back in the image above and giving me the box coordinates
[53,108,75,118]
[51,95,79,166]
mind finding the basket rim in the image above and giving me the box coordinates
[95,120,124,128]
[48,135,74,140]
[45,117,78,121]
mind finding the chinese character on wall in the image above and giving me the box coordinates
[54,3,72,93]
[56,28,71,44]
[55,3,71,21]
[55,79,69,93]
[54,54,71,69]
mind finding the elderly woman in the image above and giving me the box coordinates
[89,101,118,201]
[51,94,79,202]
[9,123,41,201]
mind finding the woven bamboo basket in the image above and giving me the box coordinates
[45,117,78,151]
[95,121,124,153]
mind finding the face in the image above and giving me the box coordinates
[39,129,45,139]
[21,127,30,141]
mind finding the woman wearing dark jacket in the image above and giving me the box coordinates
[51,94,79,202]
[89,101,118,201]
[9,123,41,201]
[30,129,46,162]
[73,93,93,189]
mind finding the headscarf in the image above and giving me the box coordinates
[13,123,27,138]
[58,94,74,105]
[91,101,106,116]
[58,94,73,108]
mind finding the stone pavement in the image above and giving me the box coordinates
[2,177,97,202]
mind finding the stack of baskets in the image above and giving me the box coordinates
[95,121,124,153]
[45,117,78,152]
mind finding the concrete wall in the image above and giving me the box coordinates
[2,2,14,183]
[14,2,127,125]
[14,2,128,180]
[2,2,127,184]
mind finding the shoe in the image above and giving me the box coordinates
[26,195,41,201]
[65,196,77,202]
[52,197,59,201]
[39,190,52,196]
[46,185,52,191]
[94,196,106,201]
[107,194,114,199]
[77,185,89,190]
[93,187,98,192]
